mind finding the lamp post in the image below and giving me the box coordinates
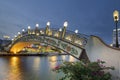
[72,30,78,43]
[59,28,62,38]
[36,24,39,27]
[35,24,39,35]
[22,29,25,35]
[113,10,119,48]
[61,21,68,39]
[45,21,50,35]
[28,26,31,34]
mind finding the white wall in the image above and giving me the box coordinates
[85,36,120,80]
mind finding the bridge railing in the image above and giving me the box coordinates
[11,28,89,49]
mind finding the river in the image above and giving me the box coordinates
[0,55,77,80]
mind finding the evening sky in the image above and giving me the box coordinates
[0,0,120,44]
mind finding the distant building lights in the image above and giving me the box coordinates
[3,35,10,39]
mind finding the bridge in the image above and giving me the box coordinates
[4,21,120,78]
[6,21,89,59]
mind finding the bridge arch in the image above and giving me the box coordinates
[8,28,89,59]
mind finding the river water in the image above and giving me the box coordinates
[0,55,77,80]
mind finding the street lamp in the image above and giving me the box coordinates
[113,10,119,48]
[61,21,68,39]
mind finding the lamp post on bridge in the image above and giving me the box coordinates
[35,24,39,35]
[72,29,78,43]
[22,29,25,35]
[113,10,119,48]
[59,28,62,38]
[45,21,50,35]
[28,26,31,34]
[22,29,25,32]
[14,35,17,38]
[61,21,68,39]
[17,32,21,38]
[18,32,21,35]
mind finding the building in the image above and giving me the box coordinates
[112,28,120,47]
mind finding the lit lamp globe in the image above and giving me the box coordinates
[47,21,50,26]
[28,26,31,29]
[14,35,17,37]
[22,29,25,32]
[63,21,68,28]
[36,24,39,27]
[113,10,119,22]
[59,28,62,32]
[75,30,78,34]
[18,32,21,35]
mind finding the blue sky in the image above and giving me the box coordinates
[0,0,120,44]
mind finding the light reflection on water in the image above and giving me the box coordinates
[0,55,77,80]
[7,57,22,80]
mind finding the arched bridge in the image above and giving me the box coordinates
[7,22,89,59]
[6,22,120,78]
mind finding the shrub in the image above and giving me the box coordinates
[53,60,114,80]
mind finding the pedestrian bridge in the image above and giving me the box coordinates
[7,24,89,59]
[5,22,120,78]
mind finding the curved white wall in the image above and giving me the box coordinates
[85,36,120,80]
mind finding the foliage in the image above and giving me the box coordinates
[53,60,114,80]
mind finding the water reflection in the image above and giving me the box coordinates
[61,55,78,62]
[0,55,77,80]
[7,57,22,80]
[33,57,40,70]
[48,56,57,69]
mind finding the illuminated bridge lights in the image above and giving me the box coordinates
[8,22,89,54]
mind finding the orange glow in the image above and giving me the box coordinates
[49,56,57,69]
[10,42,39,53]
[7,57,22,80]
